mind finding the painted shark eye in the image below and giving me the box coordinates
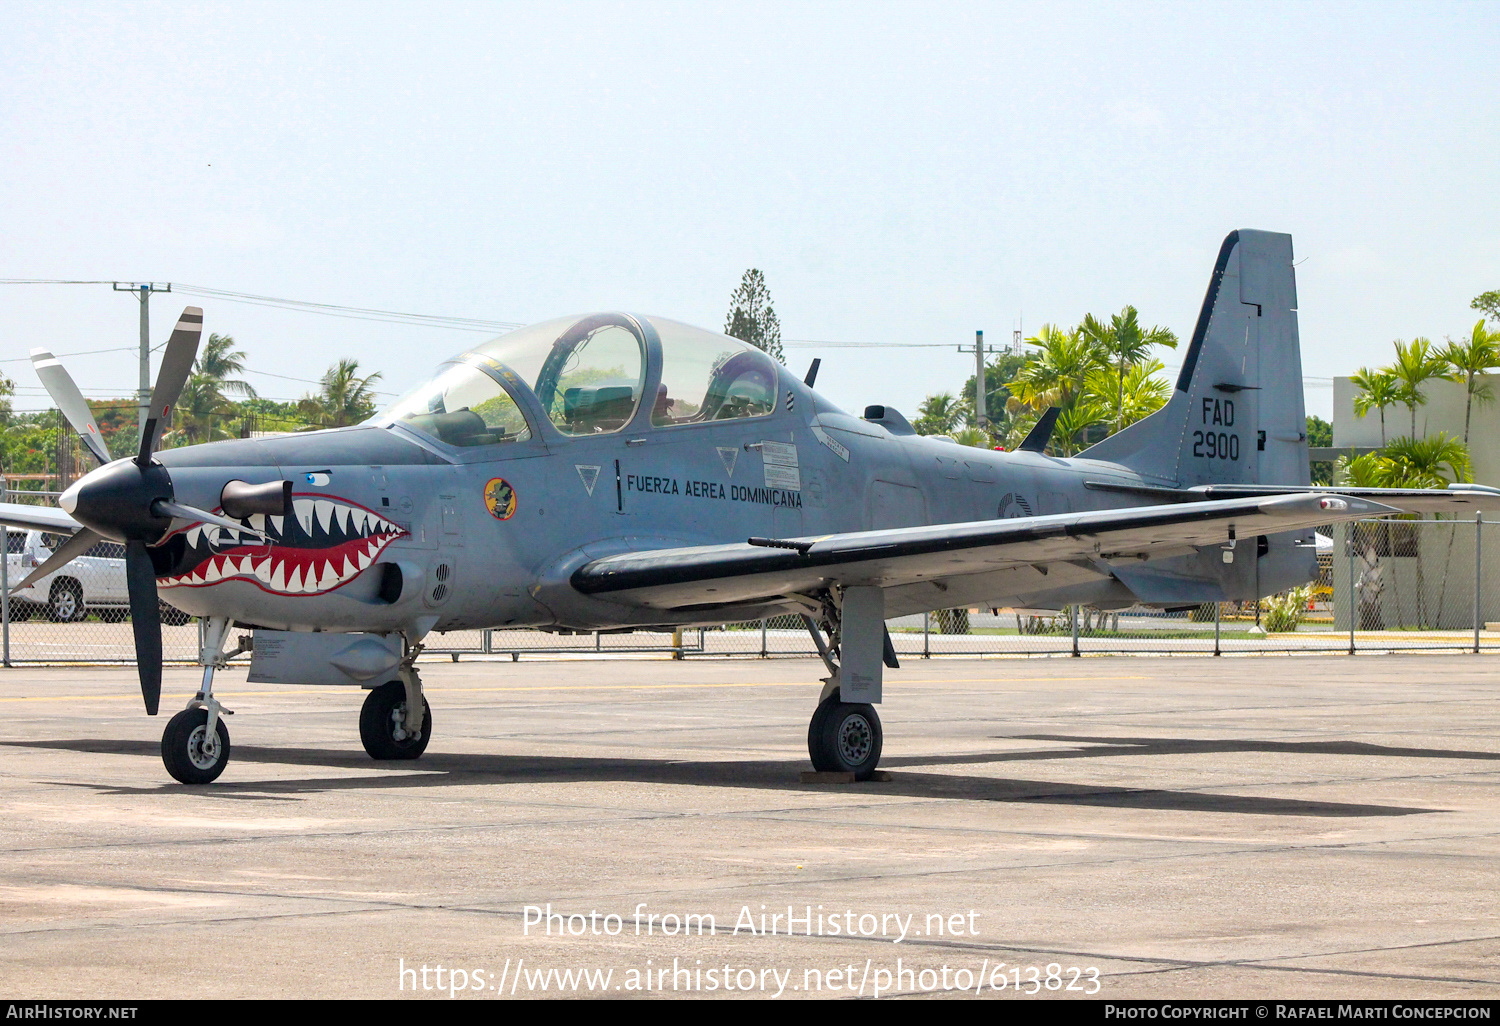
[305,472,331,486]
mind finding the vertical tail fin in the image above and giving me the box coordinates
[1081,230,1309,487]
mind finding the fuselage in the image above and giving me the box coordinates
[148,372,1168,633]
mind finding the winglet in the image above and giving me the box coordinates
[1017,407,1062,453]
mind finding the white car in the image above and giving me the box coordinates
[3,530,190,624]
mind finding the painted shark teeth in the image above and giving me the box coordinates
[157,495,408,596]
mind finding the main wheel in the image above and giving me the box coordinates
[161,707,231,784]
[807,690,883,780]
[48,580,83,622]
[359,680,432,760]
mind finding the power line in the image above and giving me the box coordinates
[1,278,525,334]
[171,284,524,333]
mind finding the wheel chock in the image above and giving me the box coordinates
[799,770,893,784]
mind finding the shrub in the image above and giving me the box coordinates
[1262,586,1314,633]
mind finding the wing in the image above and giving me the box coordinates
[572,492,1396,611]
[1086,480,1500,515]
[0,502,82,535]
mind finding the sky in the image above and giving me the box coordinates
[1,1,1497,423]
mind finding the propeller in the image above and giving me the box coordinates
[21,306,270,714]
[30,350,111,466]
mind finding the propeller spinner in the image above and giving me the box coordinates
[22,307,267,715]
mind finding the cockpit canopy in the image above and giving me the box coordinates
[383,313,780,447]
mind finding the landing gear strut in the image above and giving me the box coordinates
[162,616,248,784]
[359,637,431,760]
[800,587,893,781]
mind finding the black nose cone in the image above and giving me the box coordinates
[66,459,174,543]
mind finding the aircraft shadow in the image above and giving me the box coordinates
[2,738,1436,818]
[890,734,1500,766]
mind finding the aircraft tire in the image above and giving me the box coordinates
[359,680,432,761]
[807,691,882,780]
[161,707,231,785]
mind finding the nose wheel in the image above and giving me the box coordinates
[162,707,231,784]
[360,680,432,760]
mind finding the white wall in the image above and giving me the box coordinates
[1333,374,1500,487]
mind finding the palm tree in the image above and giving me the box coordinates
[1440,320,1500,444]
[1334,450,1386,488]
[1009,324,1099,413]
[1349,367,1400,446]
[1079,306,1177,433]
[1084,358,1171,432]
[298,359,384,428]
[198,334,256,399]
[166,375,235,446]
[1379,433,1472,488]
[1387,337,1454,437]
[160,333,258,446]
[1052,397,1106,456]
[914,392,967,436]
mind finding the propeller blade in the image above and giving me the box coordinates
[8,528,102,595]
[136,306,203,466]
[30,350,111,466]
[125,540,163,715]
[152,499,268,540]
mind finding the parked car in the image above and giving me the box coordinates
[3,530,191,624]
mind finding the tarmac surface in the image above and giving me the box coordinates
[1,652,1498,1000]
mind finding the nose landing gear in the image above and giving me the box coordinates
[162,616,247,785]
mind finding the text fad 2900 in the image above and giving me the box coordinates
[1194,398,1240,461]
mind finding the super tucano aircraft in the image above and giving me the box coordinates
[3,229,1495,785]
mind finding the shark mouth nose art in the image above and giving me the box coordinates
[159,495,408,595]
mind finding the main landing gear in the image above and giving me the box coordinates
[800,587,895,781]
[162,616,248,784]
[359,639,431,760]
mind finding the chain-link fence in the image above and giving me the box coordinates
[1,517,1496,665]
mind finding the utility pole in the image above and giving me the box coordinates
[974,330,986,427]
[113,282,171,444]
[959,330,987,428]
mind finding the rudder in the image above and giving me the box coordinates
[1081,230,1309,488]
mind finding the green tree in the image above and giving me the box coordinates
[1473,290,1500,324]
[960,350,1028,438]
[1083,358,1171,432]
[1335,450,1386,488]
[84,399,146,458]
[1378,433,1471,488]
[163,334,258,446]
[1306,414,1333,484]
[1387,337,1454,437]
[724,269,783,362]
[1079,306,1178,433]
[1440,320,1500,445]
[297,359,383,429]
[1008,324,1100,412]
[1349,367,1399,446]
[913,392,966,436]
[1052,397,1107,456]
[1305,414,1332,448]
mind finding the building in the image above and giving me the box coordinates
[1332,374,1500,488]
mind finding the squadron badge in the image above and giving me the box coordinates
[484,477,517,520]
